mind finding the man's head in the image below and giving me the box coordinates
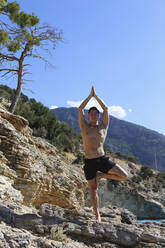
[88,107,100,124]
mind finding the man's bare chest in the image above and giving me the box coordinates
[82,124,107,141]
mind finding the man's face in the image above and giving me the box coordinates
[88,109,100,123]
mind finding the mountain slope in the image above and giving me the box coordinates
[52,107,165,172]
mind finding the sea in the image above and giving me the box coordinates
[137,219,165,223]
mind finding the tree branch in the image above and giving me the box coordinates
[0,53,19,62]
[0,68,18,73]
[0,70,17,78]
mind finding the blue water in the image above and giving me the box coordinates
[138,219,165,223]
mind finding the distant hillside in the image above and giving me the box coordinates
[52,107,165,172]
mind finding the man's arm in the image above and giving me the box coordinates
[78,89,93,128]
[93,88,109,128]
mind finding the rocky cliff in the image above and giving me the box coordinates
[0,107,85,210]
[85,159,165,220]
[0,106,165,248]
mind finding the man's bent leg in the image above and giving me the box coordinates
[108,164,128,180]
[97,164,128,181]
[87,177,101,222]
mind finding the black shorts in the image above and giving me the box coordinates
[83,156,116,180]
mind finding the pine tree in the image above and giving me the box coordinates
[0,1,63,113]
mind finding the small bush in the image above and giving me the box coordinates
[137,185,145,191]
[127,155,138,164]
[114,152,127,160]
[114,152,139,164]
[50,225,68,242]
[104,145,112,155]
[132,175,142,183]
[72,152,84,164]
[157,172,165,187]
[139,165,153,179]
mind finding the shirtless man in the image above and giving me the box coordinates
[78,86,128,222]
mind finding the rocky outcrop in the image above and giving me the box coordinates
[0,223,87,248]
[85,178,165,219]
[0,108,85,210]
[1,106,165,220]
[0,107,165,247]
[0,203,165,248]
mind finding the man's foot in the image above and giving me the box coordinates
[96,213,101,223]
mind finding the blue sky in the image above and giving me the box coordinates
[2,0,165,135]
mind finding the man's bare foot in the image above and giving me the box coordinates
[96,213,101,222]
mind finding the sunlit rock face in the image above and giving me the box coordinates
[0,108,85,210]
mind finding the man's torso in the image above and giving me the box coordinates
[80,122,108,159]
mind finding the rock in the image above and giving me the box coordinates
[85,179,165,219]
[0,223,88,248]
[0,203,165,248]
[0,175,23,207]
[1,107,165,248]
[120,209,137,224]
[0,108,32,136]
[0,107,85,210]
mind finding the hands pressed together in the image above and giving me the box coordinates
[90,85,97,98]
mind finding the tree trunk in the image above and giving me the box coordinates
[9,60,23,113]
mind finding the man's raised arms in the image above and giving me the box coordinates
[78,87,93,128]
[92,87,109,128]
[78,86,109,128]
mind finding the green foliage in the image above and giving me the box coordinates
[139,165,153,179]
[127,155,139,164]
[0,0,8,10]
[55,132,72,152]
[0,30,10,45]
[114,152,126,159]
[114,152,139,164]
[2,2,39,28]
[104,145,112,155]
[0,85,12,98]
[0,84,80,153]
[132,175,142,183]
[0,1,39,52]
[7,40,21,52]
[3,1,20,16]
[0,1,62,113]
[15,11,39,28]
[50,225,68,242]
[156,172,165,187]
[14,96,80,153]
[72,151,84,164]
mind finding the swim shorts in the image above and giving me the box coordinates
[83,156,116,180]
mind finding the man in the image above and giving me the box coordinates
[78,86,128,222]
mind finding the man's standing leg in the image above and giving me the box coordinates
[87,178,101,222]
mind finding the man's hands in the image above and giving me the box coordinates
[78,85,96,112]
[90,86,96,98]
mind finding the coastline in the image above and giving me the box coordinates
[137,219,165,223]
